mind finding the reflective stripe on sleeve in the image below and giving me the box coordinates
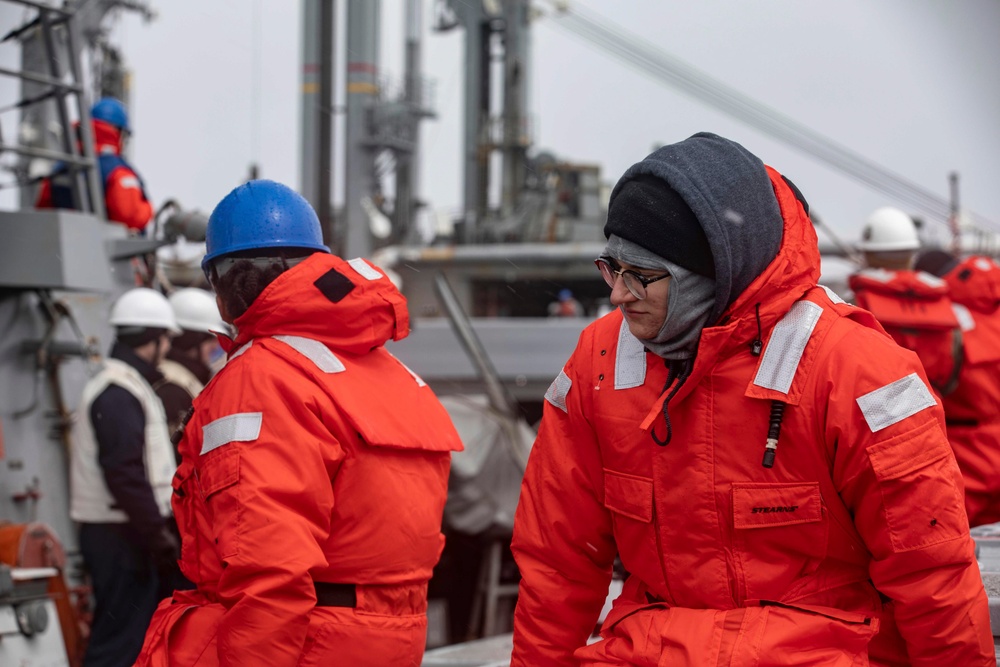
[615,319,647,389]
[347,257,383,281]
[545,370,571,413]
[952,303,975,332]
[753,300,823,394]
[273,335,346,373]
[856,373,936,433]
[202,412,263,454]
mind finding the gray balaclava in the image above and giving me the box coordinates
[605,132,785,348]
[603,234,715,360]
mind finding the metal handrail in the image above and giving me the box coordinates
[3,0,72,17]
[0,66,83,93]
[0,144,98,167]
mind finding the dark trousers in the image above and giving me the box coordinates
[79,523,160,667]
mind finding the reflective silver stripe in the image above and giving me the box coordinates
[386,351,427,387]
[615,319,647,389]
[545,370,571,412]
[273,335,346,373]
[347,257,383,281]
[916,271,945,288]
[229,340,253,360]
[859,268,894,283]
[202,412,262,454]
[856,373,936,433]
[952,303,975,332]
[976,258,994,271]
[819,284,845,304]
[753,300,823,394]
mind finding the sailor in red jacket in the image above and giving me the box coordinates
[134,180,463,667]
[916,250,1000,527]
[36,97,153,231]
[510,133,993,666]
[848,207,961,395]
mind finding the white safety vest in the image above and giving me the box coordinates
[70,358,176,523]
[158,358,205,401]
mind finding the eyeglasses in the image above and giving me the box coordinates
[595,257,670,300]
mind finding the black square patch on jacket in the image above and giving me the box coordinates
[314,268,355,303]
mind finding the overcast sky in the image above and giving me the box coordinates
[2,0,998,247]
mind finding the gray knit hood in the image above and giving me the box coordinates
[608,132,785,326]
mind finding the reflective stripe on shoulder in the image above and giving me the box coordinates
[615,319,647,389]
[229,340,253,360]
[118,175,140,189]
[856,373,936,433]
[545,370,571,412]
[202,412,262,454]
[858,268,894,283]
[819,284,845,304]
[386,351,426,387]
[347,257,383,281]
[916,271,945,288]
[753,300,823,394]
[952,303,975,332]
[273,335,346,373]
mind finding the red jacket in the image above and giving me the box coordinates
[135,254,463,667]
[939,256,1000,526]
[849,269,962,396]
[510,170,992,666]
[36,119,153,231]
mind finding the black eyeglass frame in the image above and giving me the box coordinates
[594,257,670,300]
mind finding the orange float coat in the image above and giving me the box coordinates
[510,170,992,666]
[848,269,961,395]
[134,254,463,667]
[938,256,1000,526]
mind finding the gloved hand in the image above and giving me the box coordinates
[148,524,181,571]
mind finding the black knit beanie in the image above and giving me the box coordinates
[604,174,716,278]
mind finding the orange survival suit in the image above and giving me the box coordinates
[36,118,153,231]
[510,147,992,663]
[937,256,1000,526]
[848,268,962,396]
[134,253,463,667]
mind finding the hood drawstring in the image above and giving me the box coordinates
[750,303,763,356]
[652,358,693,447]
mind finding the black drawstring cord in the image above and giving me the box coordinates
[761,400,787,468]
[750,303,763,356]
[651,359,692,447]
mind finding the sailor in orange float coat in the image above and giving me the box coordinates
[916,251,1000,527]
[510,133,992,666]
[134,180,463,667]
[36,97,153,231]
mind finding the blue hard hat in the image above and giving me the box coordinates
[558,288,573,300]
[202,179,330,270]
[90,97,130,132]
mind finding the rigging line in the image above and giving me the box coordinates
[545,3,999,232]
[559,10,954,215]
[251,0,262,170]
[560,9,985,230]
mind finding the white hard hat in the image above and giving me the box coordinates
[109,288,181,335]
[858,207,920,252]
[168,288,225,334]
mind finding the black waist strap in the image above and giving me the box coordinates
[314,582,356,608]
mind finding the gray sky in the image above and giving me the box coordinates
[2,0,998,246]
